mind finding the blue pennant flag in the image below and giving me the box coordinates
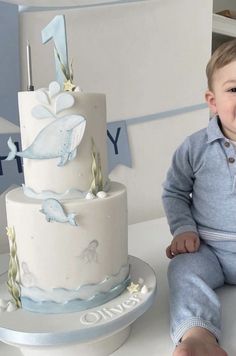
[107,121,132,173]
[0,134,23,194]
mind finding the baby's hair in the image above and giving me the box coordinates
[206,38,236,91]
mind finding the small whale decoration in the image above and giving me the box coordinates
[40,198,78,226]
[5,115,86,166]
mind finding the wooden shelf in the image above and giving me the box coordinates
[212,13,236,38]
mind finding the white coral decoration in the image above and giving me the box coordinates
[96,191,107,199]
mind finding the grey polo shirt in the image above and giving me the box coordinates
[162,116,236,239]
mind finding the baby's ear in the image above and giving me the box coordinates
[205,90,217,114]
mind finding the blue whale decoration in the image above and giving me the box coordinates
[5,114,86,166]
[40,198,78,226]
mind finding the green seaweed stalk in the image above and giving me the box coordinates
[97,152,103,191]
[54,46,75,91]
[6,227,21,308]
[89,138,104,194]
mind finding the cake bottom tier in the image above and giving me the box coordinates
[5,182,129,313]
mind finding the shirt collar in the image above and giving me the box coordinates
[206,116,226,144]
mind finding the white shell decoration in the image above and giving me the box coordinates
[75,86,82,92]
[0,299,17,312]
[0,299,8,308]
[86,192,96,200]
[96,191,107,199]
[55,93,75,114]
[49,81,61,98]
[35,89,49,105]
[6,301,17,312]
[138,278,144,286]
[141,285,148,294]
[31,105,53,119]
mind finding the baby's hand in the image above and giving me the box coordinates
[166,232,200,259]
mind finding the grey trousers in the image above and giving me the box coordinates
[168,240,236,345]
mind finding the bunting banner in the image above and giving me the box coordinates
[0,104,208,192]
[0,134,23,194]
[106,103,207,172]
[107,121,132,173]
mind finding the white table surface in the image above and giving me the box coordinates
[1,217,236,356]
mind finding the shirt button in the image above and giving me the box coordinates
[224,141,230,147]
[228,157,235,163]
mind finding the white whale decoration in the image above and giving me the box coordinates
[5,114,86,166]
[40,198,78,226]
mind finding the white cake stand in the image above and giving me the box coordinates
[0,255,157,356]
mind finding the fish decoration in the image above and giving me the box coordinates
[5,115,86,166]
[40,198,78,226]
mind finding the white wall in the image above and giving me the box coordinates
[19,0,213,224]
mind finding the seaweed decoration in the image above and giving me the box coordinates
[6,227,21,308]
[90,138,104,195]
[97,152,103,191]
[55,46,76,92]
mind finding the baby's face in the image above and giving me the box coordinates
[206,60,236,140]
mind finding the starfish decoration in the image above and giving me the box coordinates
[63,79,76,92]
[127,282,141,294]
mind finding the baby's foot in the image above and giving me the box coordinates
[173,339,227,356]
[173,328,227,356]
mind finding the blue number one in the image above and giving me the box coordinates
[41,15,69,88]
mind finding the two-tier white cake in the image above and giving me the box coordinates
[5,82,129,313]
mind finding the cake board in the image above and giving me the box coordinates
[0,255,157,356]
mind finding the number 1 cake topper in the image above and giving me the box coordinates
[42,15,75,91]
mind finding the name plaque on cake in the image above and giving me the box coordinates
[80,294,141,325]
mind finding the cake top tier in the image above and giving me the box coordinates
[5,82,109,199]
